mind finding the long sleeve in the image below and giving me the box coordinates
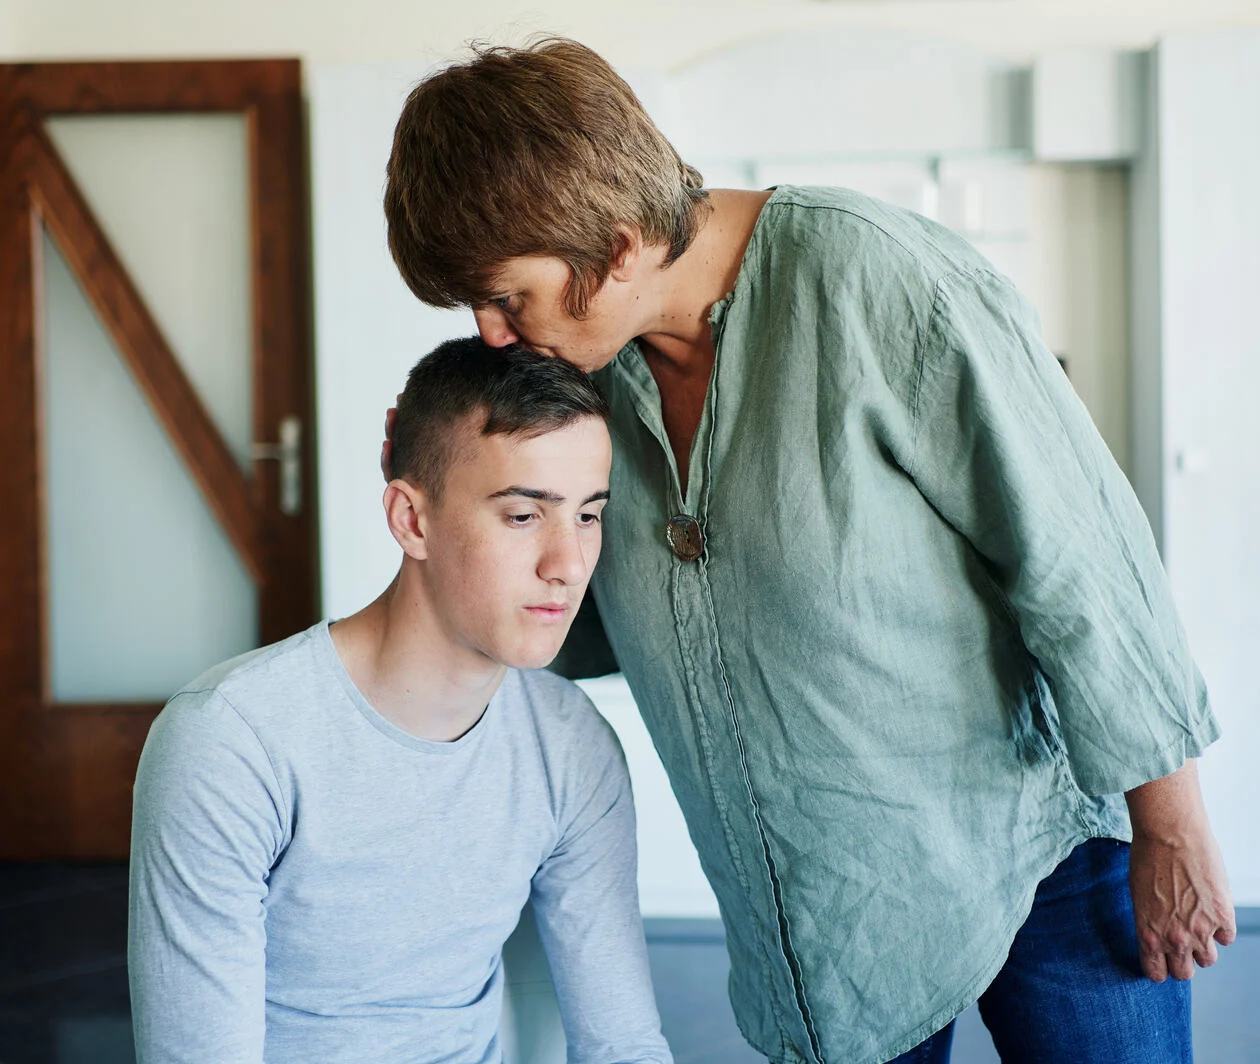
[529,713,672,1064]
[907,265,1219,795]
[128,690,287,1063]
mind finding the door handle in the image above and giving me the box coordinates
[252,415,302,515]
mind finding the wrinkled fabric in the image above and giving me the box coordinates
[586,186,1219,1064]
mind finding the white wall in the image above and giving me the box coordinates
[1133,31,1260,904]
[652,28,1133,469]
[308,63,473,619]
[7,0,1260,70]
[11,1,1256,910]
[1025,164,1131,471]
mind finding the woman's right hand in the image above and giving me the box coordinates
[380,393,402,481]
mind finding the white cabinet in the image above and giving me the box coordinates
[1130,31,1260,903]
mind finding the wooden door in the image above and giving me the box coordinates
[0,61,317,859]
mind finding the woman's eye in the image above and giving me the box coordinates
[490,295,514,312]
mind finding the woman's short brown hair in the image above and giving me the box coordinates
[384,37,710,318]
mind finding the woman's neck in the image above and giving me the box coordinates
[633,188,773,494]
[637,188,773,375]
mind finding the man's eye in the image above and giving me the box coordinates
[506,513,535,526]
[577,512,602,527]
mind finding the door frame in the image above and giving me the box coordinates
[0,60,317,859]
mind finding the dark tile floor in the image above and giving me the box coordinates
[646,913,1260,1064]
[1,864,1256,1063]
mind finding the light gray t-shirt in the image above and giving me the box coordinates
[128,621,672,1064]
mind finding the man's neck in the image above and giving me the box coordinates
[328,568,506,742]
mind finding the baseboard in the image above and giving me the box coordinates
[645,909,1260,942]
[643,917,725,943]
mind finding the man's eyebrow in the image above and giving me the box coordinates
[487,487,611,506]
[487,487,563,504]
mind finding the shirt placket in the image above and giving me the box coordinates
[617,349,823,1063]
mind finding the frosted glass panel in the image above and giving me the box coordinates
[43,233,257,702]
[45,114,252,468]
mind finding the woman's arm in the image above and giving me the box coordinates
[1125,760,1236,981]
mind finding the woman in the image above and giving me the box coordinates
[381,39,1233,1064]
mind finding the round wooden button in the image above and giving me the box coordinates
[665,515,704,561]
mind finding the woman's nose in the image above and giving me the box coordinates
[473,307,519,348]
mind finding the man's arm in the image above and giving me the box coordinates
[1125,760,1236,981]
[529,704,672,1064]
[129,690,286,1063]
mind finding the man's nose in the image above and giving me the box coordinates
[539,527,592,586]
[473,307,519,348]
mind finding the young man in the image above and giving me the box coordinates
[381,39,1234,1064]
[128,338,673,1064]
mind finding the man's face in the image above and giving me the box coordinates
[419,414,612,671]
[471,255,638,373]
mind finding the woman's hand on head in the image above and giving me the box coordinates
[381,393,401,482]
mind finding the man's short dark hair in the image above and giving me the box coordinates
[389,337,609,499]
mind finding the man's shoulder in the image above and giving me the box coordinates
[500,666,601,721]
[498,668,624,759]
[163,623,331,734]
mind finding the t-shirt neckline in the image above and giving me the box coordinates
[314,619,499,755]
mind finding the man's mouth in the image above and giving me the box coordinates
[524,603,570,620]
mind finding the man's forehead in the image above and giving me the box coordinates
[449,415,610,482]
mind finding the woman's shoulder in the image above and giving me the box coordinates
[759,183,989,280]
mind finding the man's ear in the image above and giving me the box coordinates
[609,224,644,282]
[384,479,431,560]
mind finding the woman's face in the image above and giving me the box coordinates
[472,255,642,373]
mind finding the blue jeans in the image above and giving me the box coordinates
[890,838,1191,1064]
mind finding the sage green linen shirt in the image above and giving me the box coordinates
[583,186,1219,1064]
